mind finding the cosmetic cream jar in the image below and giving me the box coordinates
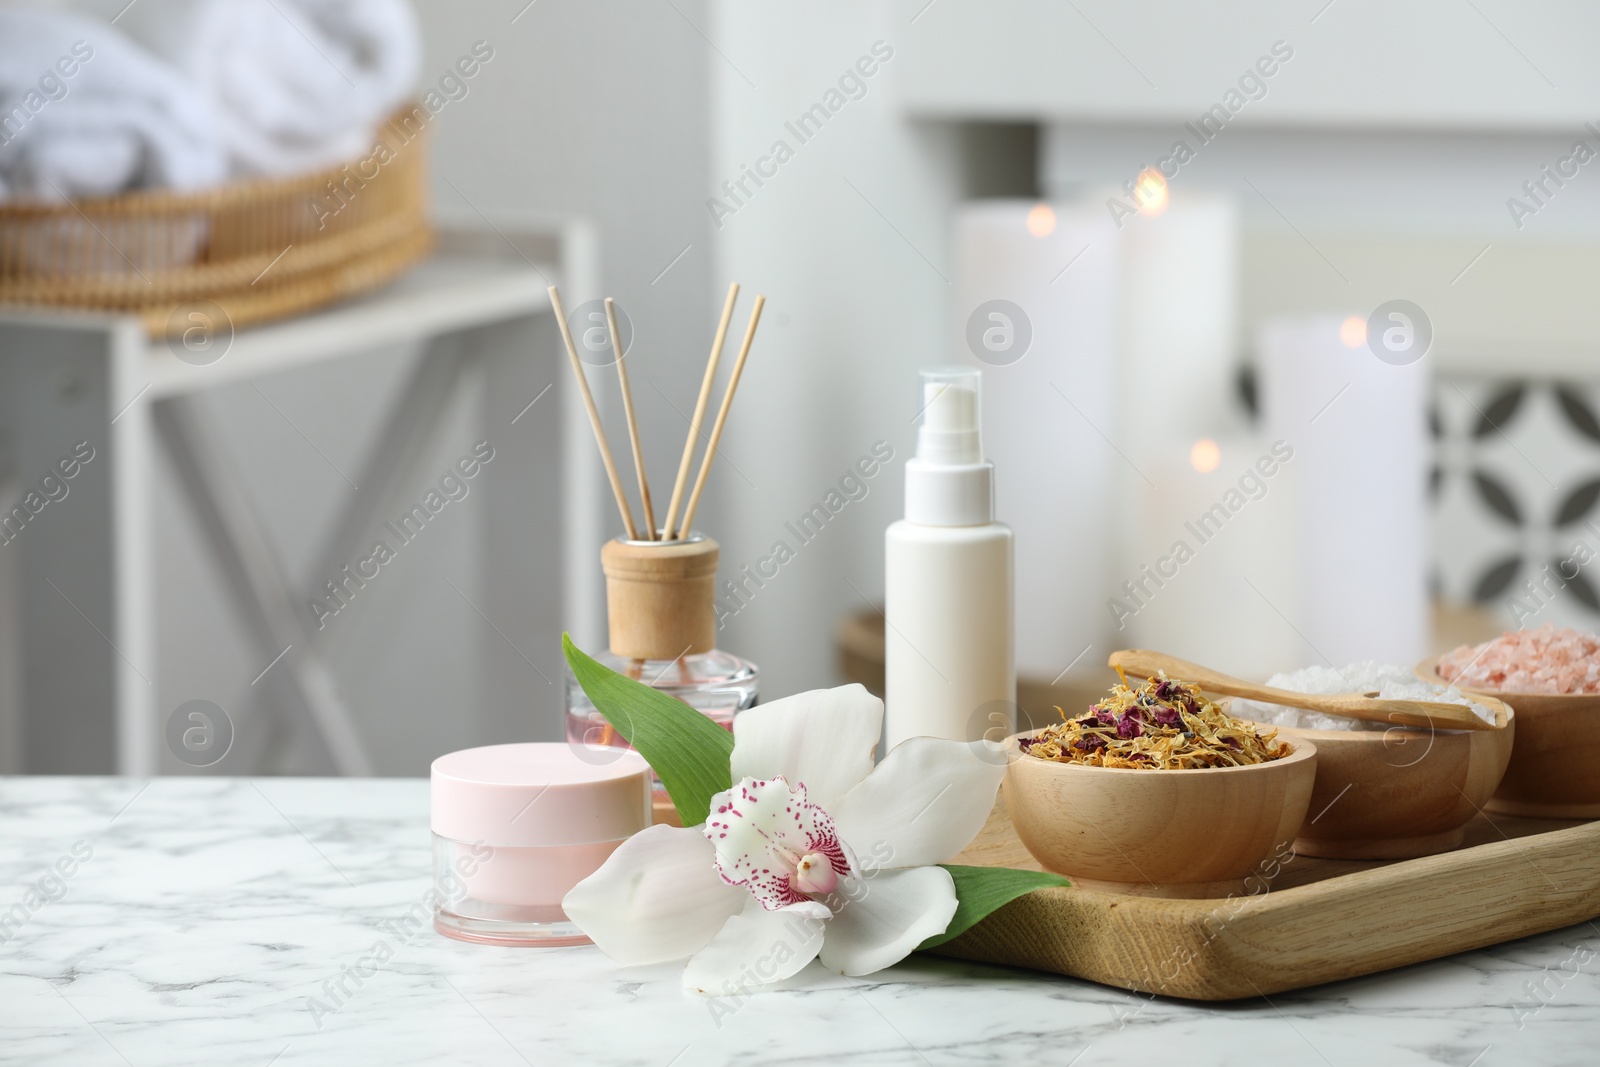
[431,742,651,946]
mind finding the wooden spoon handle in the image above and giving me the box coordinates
[1108,649,1494,732]
[1108,649,1275,702]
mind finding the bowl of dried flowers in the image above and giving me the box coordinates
[1004,670,1316,898]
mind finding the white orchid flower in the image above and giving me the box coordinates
[562,684,1005,995]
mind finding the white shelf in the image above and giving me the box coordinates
[901,0,1599,131]
[143,253,554,398]
[0,221,593,776]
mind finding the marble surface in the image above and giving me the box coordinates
[1,777,1598,1066]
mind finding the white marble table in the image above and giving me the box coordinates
[2,778,1597,1066]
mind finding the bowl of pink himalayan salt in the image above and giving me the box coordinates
[1423,624,1600,818]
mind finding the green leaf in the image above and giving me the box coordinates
[919,864,1070,949]
[562,634,735,826]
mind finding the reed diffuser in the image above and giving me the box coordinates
[551,283,764,802]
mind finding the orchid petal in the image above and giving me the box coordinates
[730,684,881,808]
[817,866,958,977]
[562,824,744,965]
[682,897,828,996]
[830,738,1004,871]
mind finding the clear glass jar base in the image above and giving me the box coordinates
[434,910,591,948]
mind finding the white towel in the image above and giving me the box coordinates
[114,0,421,177]
[0,7,229,201]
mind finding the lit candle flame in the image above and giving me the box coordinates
[1135,168,1169,216]
[1190,438,1221,473]
[1026,203,1056,238]
[1339,315,1367,348]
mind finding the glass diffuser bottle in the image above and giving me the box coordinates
[564,531,758,807]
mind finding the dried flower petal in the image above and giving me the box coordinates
[1029,672,1288,770]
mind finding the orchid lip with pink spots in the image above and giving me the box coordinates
[704,776,853,912]
[560,683,1007,994]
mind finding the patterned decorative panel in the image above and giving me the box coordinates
[1432,378,1600,627]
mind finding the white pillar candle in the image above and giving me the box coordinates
[1258,315,1430,666]
[1119,433,1308,681]
[1117,189,1241,441]
[952,199,1119,680]
[1108,184,1264,674]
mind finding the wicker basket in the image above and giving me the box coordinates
[0,105,433,335]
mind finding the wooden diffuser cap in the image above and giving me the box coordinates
[601,535,719,661]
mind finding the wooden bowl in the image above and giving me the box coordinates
[1003,733,1317,898]
[1267,692,1514,860]
[1419,657,1600,818]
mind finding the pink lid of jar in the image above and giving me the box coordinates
[431,743,651,848]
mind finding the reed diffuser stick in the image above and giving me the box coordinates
[548,285,638,540]
[606,297,657,539]
[663,282,739,540]
[678,295,764,539]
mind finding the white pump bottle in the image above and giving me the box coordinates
[884,367,1015,750]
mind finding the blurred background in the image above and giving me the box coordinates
[2,0,1599,776]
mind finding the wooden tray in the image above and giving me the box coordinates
[935,788,1600,1001]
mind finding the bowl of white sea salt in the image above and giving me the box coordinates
[1231,663,1514,860]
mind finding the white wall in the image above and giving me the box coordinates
[899,0,1600,130]
[706,2,977,699]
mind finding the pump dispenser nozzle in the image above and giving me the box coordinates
[916,368,983,466]
[905,366,994,526]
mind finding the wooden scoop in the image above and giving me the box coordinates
[1108,650,1499,732]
